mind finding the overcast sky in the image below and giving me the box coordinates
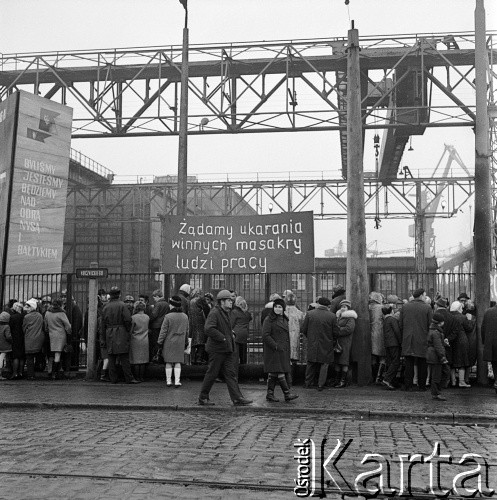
[2,0,495,257]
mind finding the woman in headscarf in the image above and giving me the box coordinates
[262,298,298,403]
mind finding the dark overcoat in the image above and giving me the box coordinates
[399,298,432,358]
[302,305,340,364]
[102,298,132,355]
[482,306,497,363]
[204,305,235,354]
[434,307,459,364]
[426,324,448,365]
[231,306,252,344]
[9,310,24,358]
[262,313,291,373]
[383,315,401,348]
[450,310,473,368]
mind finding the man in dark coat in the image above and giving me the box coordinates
[302,296,340,389]
[198,290,252,406]
[481,303,497,391]
[149,289,169,361]
[101,286,140,384]
[60,290,83,375]
[399,288,433,391]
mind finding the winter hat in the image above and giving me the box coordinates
[412,288,425,298]
[432,312,445,324]
[169,296,182,308]
[317,297,331,307]
[339,299,351,308]
[0,311,10,322]
[26,298,38,310]
[450,301,463,313]
[436,297,448,308]
[386,294,401,304]
[179,284,191,294]
[272,298,286,311]
[109,286,121,297]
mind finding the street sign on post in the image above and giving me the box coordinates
[79,263,104,380]
[76,268,108,279]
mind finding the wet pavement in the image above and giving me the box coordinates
[1,377,496,499]
[0,376,496,423]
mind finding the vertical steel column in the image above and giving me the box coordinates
[474,0,492,385]
[415,183,426,273]
[177,9,189,218]
[346,25,371,386]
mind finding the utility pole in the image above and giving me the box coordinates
[346,23,371,386]
[474,0,492,385]
[414,184,426,273]
[177,0,189,218]
[176,0,189,290]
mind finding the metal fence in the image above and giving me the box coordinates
[1,271,475,366]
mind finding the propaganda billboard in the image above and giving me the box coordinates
[162,211,315,274]
[1,91,72,280]
[0,95,17,275]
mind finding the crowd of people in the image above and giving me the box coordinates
[1,282,495,405]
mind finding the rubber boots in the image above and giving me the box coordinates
[278,376,298,401]
[266,376,280,402]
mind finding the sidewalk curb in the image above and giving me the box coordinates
[0,401,493,424]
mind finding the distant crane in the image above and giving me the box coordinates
[411,144,471,271]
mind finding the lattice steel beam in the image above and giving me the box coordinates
[66,176,475,220]
[1,33,495,137]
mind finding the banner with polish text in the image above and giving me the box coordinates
[162,212,315,274]
[2,91,72,276]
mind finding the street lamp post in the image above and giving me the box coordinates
[177,0,189,218]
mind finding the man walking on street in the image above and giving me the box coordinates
[399,288,432,391]
[102,286,140,384]
[198,290,252,406]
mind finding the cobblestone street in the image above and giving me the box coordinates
[0,380,496,498]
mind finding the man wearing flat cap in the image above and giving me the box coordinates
[399,288,433,391]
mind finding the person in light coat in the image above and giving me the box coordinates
[157,296,189,387]
[130,301,150,382]
[44,299,72,380]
